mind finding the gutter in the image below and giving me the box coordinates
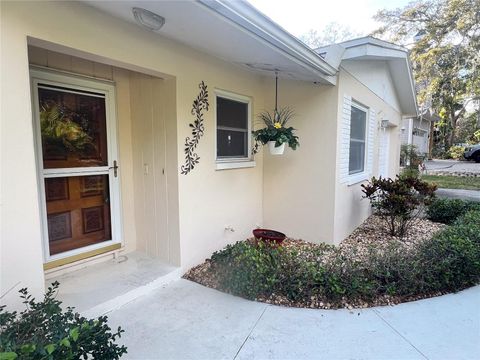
[197,0,338,81]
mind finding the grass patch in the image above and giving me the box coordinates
[421,174,480,190]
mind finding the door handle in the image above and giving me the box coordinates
[109,160,119,177]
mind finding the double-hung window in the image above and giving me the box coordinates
[216,90,253,169]
[348,103,368,175]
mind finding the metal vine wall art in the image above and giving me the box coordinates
[181,81,209,175]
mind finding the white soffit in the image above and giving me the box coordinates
[84,0,337,84]
[320,37,418,115]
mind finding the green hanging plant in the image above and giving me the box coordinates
[252,107,299,153]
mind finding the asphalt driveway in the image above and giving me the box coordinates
[425,159,480,174]
[106,279,480,360]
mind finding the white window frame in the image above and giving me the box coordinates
[214,89,255,170]
[30,66,123,265]
[347,102,369,184]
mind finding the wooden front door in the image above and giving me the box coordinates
[32,68,121,261]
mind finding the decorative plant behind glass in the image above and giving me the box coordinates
[252,107,299,153]
[40,101,93,153]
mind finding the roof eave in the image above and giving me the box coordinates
[197,0,338,83]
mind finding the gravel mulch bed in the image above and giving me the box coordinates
[184,216,447,310]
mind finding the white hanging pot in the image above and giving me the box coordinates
[268,141,285,155]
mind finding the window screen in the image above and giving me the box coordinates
[349,105,367,174]
[217,96,249,159]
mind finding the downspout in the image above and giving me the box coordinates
[408,118,413,145]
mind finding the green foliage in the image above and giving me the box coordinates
[361,176,437,237]
[418,210,480,291]
[40,101,93,153]
[400,144,424,169]
[252,107,299,152]
[0,282,127,360]
[455,113,480,144]
[374,0,480,149]
[207,211,480,306]
[211,241,283,299]
[448,145,466,160]
[426,198,480,224]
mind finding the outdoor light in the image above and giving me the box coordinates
[132,7,165,31]
[381,119,389,128]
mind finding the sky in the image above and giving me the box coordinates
[248,0,412,39]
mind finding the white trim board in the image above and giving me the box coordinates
[30,67,123,265]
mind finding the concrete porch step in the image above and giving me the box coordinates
[47,251,182,318]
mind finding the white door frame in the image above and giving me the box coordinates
[30,66,123,265]
[379,128,390,178]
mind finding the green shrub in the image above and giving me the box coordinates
[211,241,283,299]
[400,144,424,168]
[418,210,480,291]
[207,211,480,307]
[362,176,437,237]
[426,198,480,224]
[448,145,465,160]
[400,167,420,179]
[0,282,127,360]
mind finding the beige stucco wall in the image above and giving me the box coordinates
[1,0,266,306]
[263,79,339,244]
[333,69,402,243]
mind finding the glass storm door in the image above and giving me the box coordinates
[31,68,121,262]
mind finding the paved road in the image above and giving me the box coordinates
[106,279,480,360]
[436,188,480,202]
[425,159,480,174]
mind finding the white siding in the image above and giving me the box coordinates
[339,95,352,184]
[367,108,376,175]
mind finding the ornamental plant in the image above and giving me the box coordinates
[252,107,299,153]
[362,175,437,237]
[0,282,127,360]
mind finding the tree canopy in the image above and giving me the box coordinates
[374,0,480,150]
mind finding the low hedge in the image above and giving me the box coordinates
[426,198,480,224]
[0,282,127,359]
[209,211,480,307]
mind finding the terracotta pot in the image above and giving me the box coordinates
[253,228,286,244]
[268,141,285,155]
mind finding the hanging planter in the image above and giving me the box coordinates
[268,141,285,155]
[252,73,299,155]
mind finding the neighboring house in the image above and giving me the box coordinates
[1,1,417,307]
[401,109,439,157]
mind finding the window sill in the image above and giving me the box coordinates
[346,172,369,186]
[215,160,256,170]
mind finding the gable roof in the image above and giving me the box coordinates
[316,36,418,115]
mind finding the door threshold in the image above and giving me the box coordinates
[44,243,121,270]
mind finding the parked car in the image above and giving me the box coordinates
[464,143,480,162]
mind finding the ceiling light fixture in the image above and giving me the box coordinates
[132,7,165,31]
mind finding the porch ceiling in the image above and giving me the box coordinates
[83,0,337,84]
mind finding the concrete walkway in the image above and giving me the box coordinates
[105,279,480,360]
[436,188,480,202]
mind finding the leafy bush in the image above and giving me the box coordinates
[426,198,480,224]
[362,176,437,237]
[0,282,127,360]
[207,211,480,307]
[448,145,465,160]
[418,210,480,292]
[400,144,424,168]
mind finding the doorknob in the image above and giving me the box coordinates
[109,160,119,177]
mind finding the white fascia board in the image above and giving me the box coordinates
[197,0,338,82]
[342,43,418,116]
